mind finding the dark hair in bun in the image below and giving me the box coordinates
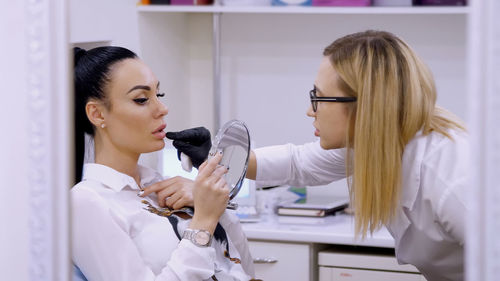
[73,47,87,66]
[73,46,137,184]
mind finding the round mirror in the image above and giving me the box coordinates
[208,120,250,210]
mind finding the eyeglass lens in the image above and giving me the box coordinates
[309,88,317,112]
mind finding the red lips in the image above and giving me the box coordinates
[152,124,166,134]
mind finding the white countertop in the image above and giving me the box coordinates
[240,213,395,248]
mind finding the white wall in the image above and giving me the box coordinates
[219,14,466,147]
[0,2,30,279]
[1,1,70,280]
[70,0,142,53]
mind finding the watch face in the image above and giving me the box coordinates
[194,231,211,245]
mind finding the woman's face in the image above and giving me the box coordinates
[99,58,168,155]
[307,57,350,150]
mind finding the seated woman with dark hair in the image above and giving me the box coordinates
[72,46,254,281]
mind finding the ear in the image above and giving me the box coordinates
[85,100,106,128]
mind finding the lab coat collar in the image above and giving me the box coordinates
[82,163,162,192]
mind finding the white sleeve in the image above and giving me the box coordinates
[219,212,255,278]
[254,141,347,187]
[437,189,466,244]
[422,131,469,245]
[72,188,216,281]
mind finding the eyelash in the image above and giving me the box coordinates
[133,93,165,105]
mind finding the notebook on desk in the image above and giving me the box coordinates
[277,195,349,217]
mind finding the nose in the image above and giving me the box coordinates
[155,98,168,118]
[306,104,315,118]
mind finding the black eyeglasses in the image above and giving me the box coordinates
[309,86,357,112]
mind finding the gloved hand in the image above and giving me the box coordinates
[166,127,212,169]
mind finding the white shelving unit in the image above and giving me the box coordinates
[137,5,469,148]
[138,5,469,14]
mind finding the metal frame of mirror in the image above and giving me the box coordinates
[208,120,251,210]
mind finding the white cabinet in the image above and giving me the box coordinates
[248,240,313,280]
[318,249,427,281]
[319,267,426,281]
[247,240,428,281]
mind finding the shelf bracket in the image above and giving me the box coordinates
[212,12,222,131]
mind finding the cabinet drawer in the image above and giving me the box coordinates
[320,266,426,281]
[248,240,311,281]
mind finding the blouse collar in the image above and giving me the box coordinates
[82,163,163,192]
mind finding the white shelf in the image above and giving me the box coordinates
[137,5,470,15]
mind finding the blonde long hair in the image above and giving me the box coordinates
[323,30,465,237]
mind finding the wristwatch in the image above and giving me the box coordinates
[183,228,212,247]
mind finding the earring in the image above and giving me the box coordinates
[101,123,106,129]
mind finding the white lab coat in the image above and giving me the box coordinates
[254,129,469,281]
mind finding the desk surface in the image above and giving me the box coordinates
[240,213,395,248]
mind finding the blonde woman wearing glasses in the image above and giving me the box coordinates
[169,30,469,281]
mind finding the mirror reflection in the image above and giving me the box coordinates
[208,120,251,209]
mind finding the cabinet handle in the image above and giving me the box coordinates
[253,257,278,264]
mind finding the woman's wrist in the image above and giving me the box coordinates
[246,150,257,180]
[189,215,219,234]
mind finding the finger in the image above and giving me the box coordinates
[172,140,194,151]
[189,127,211,145]
[221,183,231,195]
[166,127,206,141]
[157,186,178,207]
[214,176,229,190]
[209,165,229,180]
[198,160,208,171]
[197,152,223,179]
[140,181,166,197]
[165,192,183,209]
[165,131,180,140]
[140,177,181,197]
[172,197,189,210]
[205,165,228,186]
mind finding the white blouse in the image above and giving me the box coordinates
[72,163,254,281]
[254,129,469,281]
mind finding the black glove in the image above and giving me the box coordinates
[166,127,211,169]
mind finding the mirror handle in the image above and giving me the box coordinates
[227,201,238,210]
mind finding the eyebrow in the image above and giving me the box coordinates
[126,82,160,94]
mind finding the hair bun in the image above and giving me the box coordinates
[74,47,87,66]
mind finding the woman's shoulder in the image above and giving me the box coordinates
[410,128,470,185]
[424,128,468,157]
[71,180,108,209]
[407,128,468,156]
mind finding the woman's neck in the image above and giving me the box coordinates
[93,135,141,186]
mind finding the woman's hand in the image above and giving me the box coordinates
[140,177,195,209]
[189,152,229,233]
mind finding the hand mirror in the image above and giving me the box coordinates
[208,120,250,210]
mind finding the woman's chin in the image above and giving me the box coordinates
[144,141,166,153]
[320,139,343,150]
[319,139,331,150]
